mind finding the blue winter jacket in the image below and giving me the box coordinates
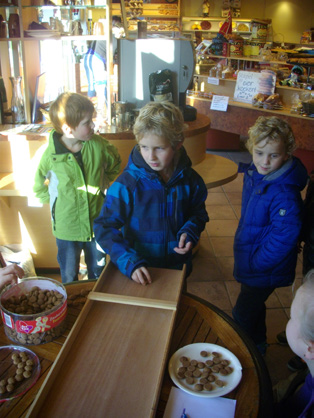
[94,146,209,278]
[233,157,308,288]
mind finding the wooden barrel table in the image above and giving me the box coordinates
[0,281,273,417]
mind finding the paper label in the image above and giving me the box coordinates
[210,95,229,111]
[2,300,67,333]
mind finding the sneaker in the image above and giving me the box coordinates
[276,331,288,346]
[287,355,308,372]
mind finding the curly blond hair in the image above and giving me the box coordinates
[49,92,95,134]
[246,116,296,156]
[133,101,185,149]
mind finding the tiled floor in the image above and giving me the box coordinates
[187,148,305,389]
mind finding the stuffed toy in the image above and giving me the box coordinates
[280,65,304,87]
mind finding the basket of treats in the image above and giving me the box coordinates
[0,277,67,345]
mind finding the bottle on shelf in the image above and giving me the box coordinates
[9,76,25,124]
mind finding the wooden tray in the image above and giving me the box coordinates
[27,262,184,417]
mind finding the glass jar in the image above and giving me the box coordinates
[9,76,25,124]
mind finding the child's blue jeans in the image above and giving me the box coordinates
[232,283,275,346]
[56,238,106,284]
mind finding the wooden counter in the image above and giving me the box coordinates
[187,97,314,151]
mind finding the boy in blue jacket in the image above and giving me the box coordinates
[33,92,121,283]
[232,116,308,355]
[94,101,209,285]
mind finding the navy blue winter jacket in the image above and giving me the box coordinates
[94,146,209,278]
[234,156,308,288]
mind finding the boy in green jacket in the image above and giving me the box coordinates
[33,92,121,283]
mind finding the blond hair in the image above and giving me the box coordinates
[133,101,185,149]
[49,92,95,134]
[246,116,296,156]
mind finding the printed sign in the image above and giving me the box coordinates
[234,70,276,104]
[210,95,229,111]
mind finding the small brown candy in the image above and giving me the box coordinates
[186,377,194,385]
[215,379,226,387]
[180,356,189,363]
[200,350,208,357]
[195,383,203,392]
[212,366,220,373]
[177,371,185,379]
[219,368,228,376]
[197,362,205,369]
[213,357,221,364]
[208,374,216,382]
[184,371,193,378]
[187,365,196,372]
[182,360,190,368]
[204,383,213,391]
[200,377,208,384]
[225,366,233,374]
[193,369,202,378]
[190,360,198,367]
[221,359,230,366]
[212,352,221,357]
[206,360,214,367]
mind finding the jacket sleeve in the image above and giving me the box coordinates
[101,138,121,182]
[177,173,209,245]
[93,179,147,278]
[251,186,304,271]
[32,146,50,204]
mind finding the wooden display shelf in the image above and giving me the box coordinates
[187,95,313,120]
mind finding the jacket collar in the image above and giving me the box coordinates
[129,145,192,182]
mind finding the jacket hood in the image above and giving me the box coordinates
[126,145,192,181]
[244,156,308,192]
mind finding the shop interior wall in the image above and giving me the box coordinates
[181,0,314,44]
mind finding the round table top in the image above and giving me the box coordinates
[194,154,238,189]
[0,280,273,418]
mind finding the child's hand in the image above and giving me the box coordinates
[174,233,193,255]
[131,267,152,286]
[0,264,24,289]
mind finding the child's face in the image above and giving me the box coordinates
[286,287,313,361]
[252,138,289,175]
[70,113,95,142]
[138,133,181,176]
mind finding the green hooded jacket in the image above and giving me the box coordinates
[33,130,121,241]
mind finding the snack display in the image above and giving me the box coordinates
[0,346,40,402]
[252,93,283,110]
[168,343,242,398]
[200,20,211,30]
[237,23,250,32]
[0,278,67,345]
[263,93,283,110]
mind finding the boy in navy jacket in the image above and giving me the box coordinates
[94,101,209,285]
[232,116,308,355]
